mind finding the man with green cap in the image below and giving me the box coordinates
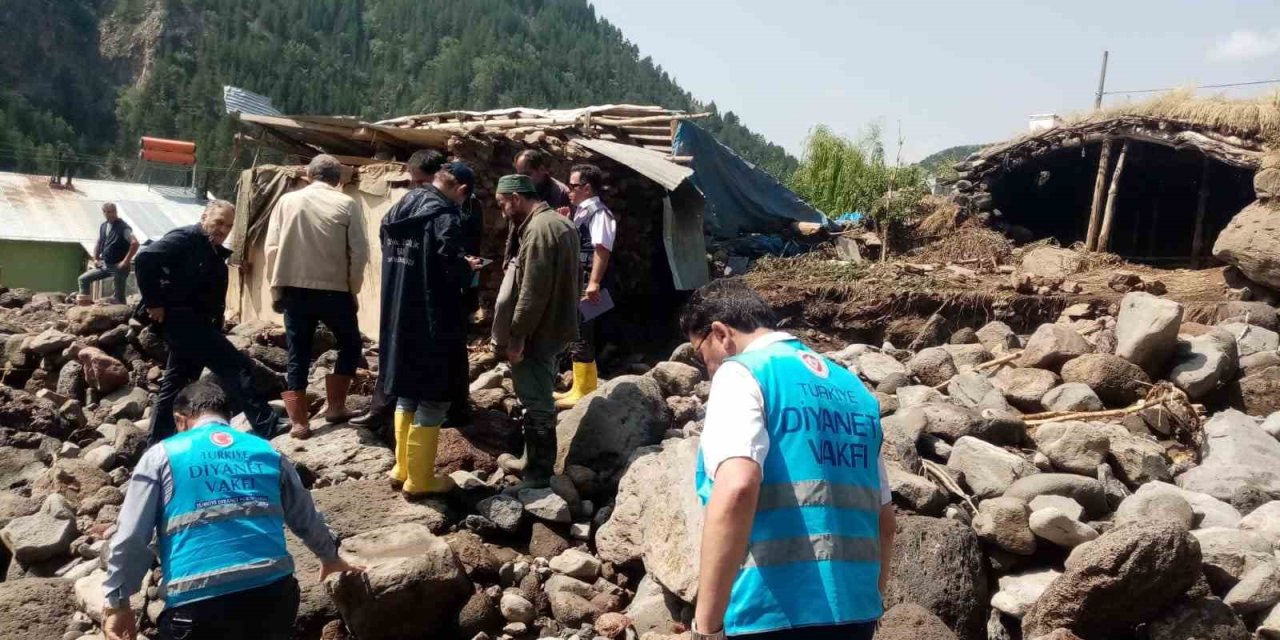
[494,173,581,487]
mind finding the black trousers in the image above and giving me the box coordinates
[733,622,877,640]
[158,576,299,640]
[150,309,278,444]
[280,287,362,391]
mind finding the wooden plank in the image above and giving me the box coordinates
[1191,156,1212,268]
[1084,138,1113,251]
[1096,140,1131,253]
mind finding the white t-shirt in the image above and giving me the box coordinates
[700,331,892,505]
[573,196,616,252]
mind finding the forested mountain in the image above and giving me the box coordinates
[0,0,797,190]
[917,144,986,176]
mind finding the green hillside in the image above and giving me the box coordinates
[0,0,797,189]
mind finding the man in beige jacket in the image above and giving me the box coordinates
[264,154,369,439]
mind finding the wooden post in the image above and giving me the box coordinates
[1085,138,1114,251]
[1097,140,1131,253]
[1191,156,1211,268]
[1094,50,1109,110]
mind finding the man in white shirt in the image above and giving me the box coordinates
[555,164,617,409]
[682,278,893,640]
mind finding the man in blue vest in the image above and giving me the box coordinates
[77,202,139,305]
[681,278,894,640]
[101,380,362,640]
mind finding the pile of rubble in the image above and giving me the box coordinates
[5,280,1280,640]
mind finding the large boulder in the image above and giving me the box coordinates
[991,569,1061,619]
[976,321,1021,354]
[874,603,958,640]
[0,387,69,439]
[0,445,50,490]
[993,367,1060,412]
[883,515,989,640]
[947,436,1038,499]
[1169,330,1239,399]
[624,574,685,636]
[1018,325,1092,371]
[326,523,472,640]
[1114,292,1184,376]
[1040,383,1103,413]
[1230,365,1280,416]
[555,375,670,480]
[886,463,948,516]
[1113,489,1195,529]
[0,578,77,640]
[1022,521,1202,638]
[1133,481,1241,528]
[1213,201,1280,289]
[0,494,76,566]
[1193,527,1273,593]
[908,347,958,387]
[1147,592,1249,640]
[649,362,702,398]
[1221,322,1280,358]
[272,424,394,487]
[1021,246,1084,280]
[1003,474,1109,520]
[21,328,75,356]
[75,346,129,395]
[858,352,908,385]
[595,437,702,602]
[1239,500,1280,549]
[973,496,1036,555]
[66,304,131,335]
[1031,421,1110,476]
[1059,354,1150,407]
[1176,410,1280,505]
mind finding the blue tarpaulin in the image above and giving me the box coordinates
[672,121,831,239]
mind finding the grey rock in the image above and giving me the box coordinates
[1240,500,1280,549]
[1004,474,1109,519]
[549,549,601,581]
[1060,354,1151,407]
[555,375,670,481]
[518,488,572,523]
[1029,495,1085,521]
[477,494,524,533]
[1177,410,1280,504]
[326,523,472,640]
[991,569,1061,620]
[947,436,1038,499]
[1028,507,1098,548]
[1031,421,1110,475]
[1039,383,1104,413]
[1114,490,1195,529]
[1021,246,1084,280]
[23,329,75,356]
[908,347,958,387]
[1132,481,1241,529]
[1115,292,1184,375]
[271,424,393,486]
[624,575,684,636]
[1,494,77,565]
[1147,593,1249,640]
[947,372,998,408]
[0,578,77,640]
[886,463,947,516]
[1022,520,1202,638]
[1193,527,1273,593]
[1223,561,1280,614]
[858,352,907,385]
[875,603,958,640]
[1221,322,1280,358]
[1263,411,1280,441]
[1169,330,1239,399]
[1259,601,1280,638]
[976,321,1021,353]
[649,362,702,398]
[883,515,989,640]
[993,367,1060,412]
[942,343,993,371]
[973,496,1036,555]
[1020,325,1093,374]
[500,592,536,624]
[896,385,946,408]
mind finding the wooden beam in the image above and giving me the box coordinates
[1096,140,1131,253]
[1191,156,1212,268]
[1084,138,1113,251]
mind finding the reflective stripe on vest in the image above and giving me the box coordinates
[696,339,884,635]
[160,424,292,609]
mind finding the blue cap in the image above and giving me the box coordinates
[441,161,475,188]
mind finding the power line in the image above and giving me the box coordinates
[1104,78,1280,96]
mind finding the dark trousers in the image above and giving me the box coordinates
[280,287,362,391]
[733,622,877,640]
[158,576,299,640]
[567,314,599,363]
[150,310,278,444]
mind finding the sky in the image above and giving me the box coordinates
[588,0,1280,162]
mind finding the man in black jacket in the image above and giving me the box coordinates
[379,162,481,496]
[134,199,280,445]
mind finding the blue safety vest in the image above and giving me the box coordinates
[159,423,293,609]
[696,339,884,636]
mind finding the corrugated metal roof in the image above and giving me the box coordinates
[223,85,283,117]
[571,137,693,191]
[0,173,207,246]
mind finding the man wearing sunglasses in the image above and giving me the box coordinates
[555,163,616,409]
[681,278,893,640]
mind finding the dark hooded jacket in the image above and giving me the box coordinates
[378,185,472,401]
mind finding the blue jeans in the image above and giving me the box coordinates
[78,264,129,303]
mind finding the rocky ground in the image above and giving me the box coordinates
[3,282,1280,640]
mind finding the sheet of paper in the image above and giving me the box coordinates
[579,286,614,322]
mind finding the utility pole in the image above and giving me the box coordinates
[1094,50,1109,110]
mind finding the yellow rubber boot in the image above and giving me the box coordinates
[387,409,411,485]
[554,362,598,410]
[402,424,455,496]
